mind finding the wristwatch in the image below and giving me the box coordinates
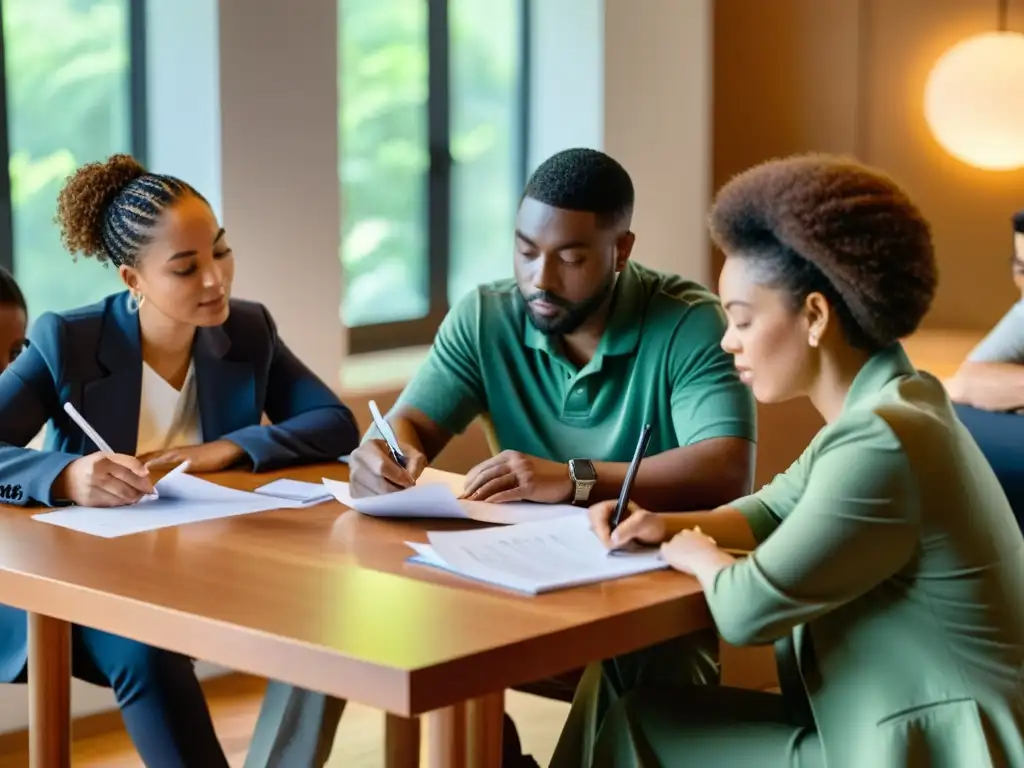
[568,459,597,505]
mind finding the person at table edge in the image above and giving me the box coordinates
[555,155,1024,767]
[253,148,759,766]
[0,155,359,766]
[945,208,1024,412]
[0,267,27,377]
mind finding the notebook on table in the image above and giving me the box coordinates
[253,478,335,507]
[406,514,669,595]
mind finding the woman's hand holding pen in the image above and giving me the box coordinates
[588,500,667,548]
[52,453,154,507]
[348,439,427,498]
[590,500,737,580]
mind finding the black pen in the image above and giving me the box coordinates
[609,423,653,533]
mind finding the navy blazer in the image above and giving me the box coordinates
[0,291,359,506]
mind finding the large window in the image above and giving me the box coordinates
[0,0,141,319]
[339,0,528,353]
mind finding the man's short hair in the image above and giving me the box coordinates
[522,148,634,228]
[1013,209,1024,235]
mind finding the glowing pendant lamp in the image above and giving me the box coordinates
[923,0,1024,171]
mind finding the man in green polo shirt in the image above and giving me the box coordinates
[351,149,755,512]
[243,149,757,768]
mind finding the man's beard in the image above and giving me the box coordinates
[523,272,617,336]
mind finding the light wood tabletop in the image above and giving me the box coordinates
[0,462,712,768]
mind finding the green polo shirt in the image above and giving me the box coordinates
[397,261,756,462]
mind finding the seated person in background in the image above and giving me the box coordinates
[945,209,1024,411]
[253,148,759,766]
[0,154,360,767]
[0,267,26,375]
[554,155,1024,767]
[1,267,48,450]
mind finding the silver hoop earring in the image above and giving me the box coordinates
[126,291,141,314]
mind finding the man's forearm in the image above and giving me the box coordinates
[591,438,754,512]
[949,362,1024,412]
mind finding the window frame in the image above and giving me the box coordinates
[346,0,532,355]
[0,0,148,276]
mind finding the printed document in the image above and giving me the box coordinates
[406,515,668,594]
[323,468,582,525]
[33,471,305,538]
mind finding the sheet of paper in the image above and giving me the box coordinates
[323,476,467,518]
[408,515,668,594]
[32,474,305,538]
[459,499,582,525]
[153,471,267,503]
[32,496,295,538]
[322,467,582,525]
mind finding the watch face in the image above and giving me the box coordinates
[571,459,597,483]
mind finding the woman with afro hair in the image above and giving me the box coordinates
[551,155,1024,767]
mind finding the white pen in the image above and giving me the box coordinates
[369,399,408,470]
[63,402,114,454]
[62,402,187,501]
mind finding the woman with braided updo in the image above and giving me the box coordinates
[0,155,360,765]
[552,155,1024,767]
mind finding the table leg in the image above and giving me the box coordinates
[27,612,71,768]
[466,691,504,768]
[426,702,466,768]
[384,713,420,768]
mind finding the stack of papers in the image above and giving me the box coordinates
[323,468,582,525]
[407,515,669,594]
[33,472,309,538]
[253,478,334,506]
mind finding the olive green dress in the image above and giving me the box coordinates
[550,344,1024,768]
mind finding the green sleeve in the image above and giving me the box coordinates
[395,291,486,435]
[706,412,920,646]
[668,301,757,446]
[730,452,812,543]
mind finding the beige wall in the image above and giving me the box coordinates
[714,0,1024,483]
[603,0,712,284]
[530,0,713,284]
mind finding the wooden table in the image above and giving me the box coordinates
[0,463,712,767]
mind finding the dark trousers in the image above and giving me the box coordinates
[501,671,583,764]
[953,404,1024,529]
[3,606,227,768]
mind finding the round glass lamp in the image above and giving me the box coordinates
[923,31,1024,171]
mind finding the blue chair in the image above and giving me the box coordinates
[953,404,1024,529]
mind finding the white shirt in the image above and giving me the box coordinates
[967,299,1024,365]
[136,361,202,455]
